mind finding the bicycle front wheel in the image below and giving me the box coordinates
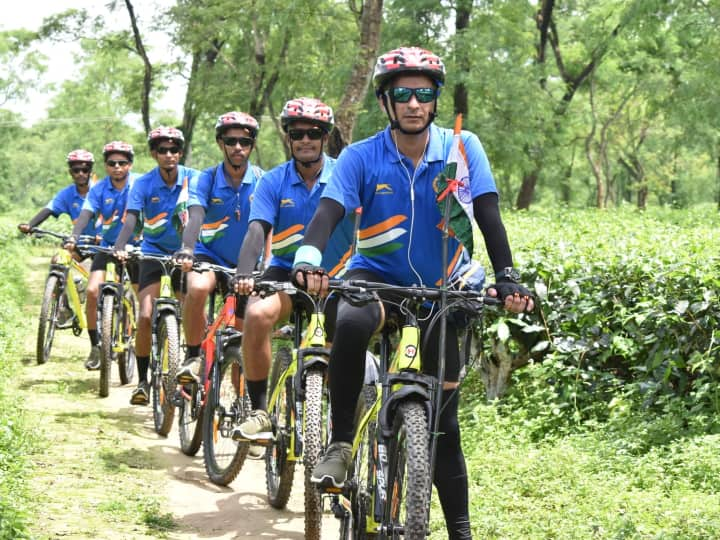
[303,366,327,540]
[384,401,431,540]
[178,383,203,456]
[117,288,136,385]
[99,294,116,397]
[265,346,296,509]
[152,313,180,436]
[202,345,250,485]
[37,275,61,364]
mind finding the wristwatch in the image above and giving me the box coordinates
[494,267,520,283]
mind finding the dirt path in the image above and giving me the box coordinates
[19,253,338,540]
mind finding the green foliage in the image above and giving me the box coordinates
[0,216,39,539]
[479,206,720,439]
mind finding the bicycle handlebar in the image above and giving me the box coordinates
[327,279,502,306]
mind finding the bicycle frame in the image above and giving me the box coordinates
[99,259,136,357]
[48,247,89,332]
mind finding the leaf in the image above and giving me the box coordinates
[497,320,510,342]
[673,300,689,315]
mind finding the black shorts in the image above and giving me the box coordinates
[261,266,338,340]
[91,252,139,284]
[138,258,186,294]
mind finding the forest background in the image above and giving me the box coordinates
[1,1,720,538]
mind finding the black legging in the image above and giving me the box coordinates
[328,269,472,539]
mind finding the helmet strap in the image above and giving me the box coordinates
[381,93,435,135]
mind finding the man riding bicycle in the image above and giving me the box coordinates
[292,47,534,539]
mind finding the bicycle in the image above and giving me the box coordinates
[174,261,252,488]
[325,279,500,539]
[91,246,137,398]
[248,279,332,539]
[134,252,183,436]
[29,228,96,365]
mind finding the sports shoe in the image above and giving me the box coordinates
[176,356,202,384]
[311,441,352,488]
[247,444,265,460]
[84,345,101,370]
[231,409,273,441]
[130,381,150,406]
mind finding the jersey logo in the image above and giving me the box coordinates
[151,196,160,203]
[280,198,295,207]
[105,197,114,205]
[375,183,393,194]
[211,197,223,205]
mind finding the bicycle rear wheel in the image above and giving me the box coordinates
[340,384,379,540]
[37,275,61,364]
[178,382,204,456]
[152,313,180,436]
[303,366,328,539]
[202,344,250,485]
[265,346,296,509]
[384,401,431,540]
[118,288,136,385]
[99,294,116,397]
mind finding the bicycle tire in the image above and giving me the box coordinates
[152,313,180,436]
[340,384,379,540]
[178,383,203,456]
[37,275,61,364]
[303,367,327,539]
[99,294,115,397]
[265,346,296,509]
[202,345,250,485]
[118,288,136,385]
[384,401,431,540]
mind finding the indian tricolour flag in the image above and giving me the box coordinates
[436,114,477,257]
[172,175,190,235]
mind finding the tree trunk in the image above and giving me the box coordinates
[516,170,538,209]
[453,0,471,118]
[327,0,384,157]
[124,0,152,134]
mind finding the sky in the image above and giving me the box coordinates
[2,1,185,124]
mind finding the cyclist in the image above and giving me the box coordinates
[292,47,534,539]
[173,111,266,384]
[113,127,201,406]
[65,141,141,370]
[18,149,98,240]
[19,149,99,325]
[231,97,355,442]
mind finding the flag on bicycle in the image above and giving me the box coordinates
[172,175,190,234]
[435,114,477,257]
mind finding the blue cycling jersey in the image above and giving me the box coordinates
[46,184,98,236]
[82,173,141,247]
[127,165,201,255]
[250,156,354,276]
[322,124,496,286]
[188,162,264,267]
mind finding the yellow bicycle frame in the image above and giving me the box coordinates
[55,249,89,329]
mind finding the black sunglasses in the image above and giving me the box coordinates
[288,128,324,141]
[106,159,130,167]
[221,136,254,148]
[70,167,91,174]
[156,145,181,155]
[387,87,438,104]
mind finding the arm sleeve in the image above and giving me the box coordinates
[181,206,205,250]
[71,209,94,238]
[27,208,53,228]
[472,192,513,275]
[302,198,345,252]
[113,210,139,250]
[236,220,271,274]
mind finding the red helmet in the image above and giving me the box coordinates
[147,126,185,150]
[66,149,95,165]
[102,141,135,162]
[215,111,259,139]
[373,47,445,93]
[280,97,334,133]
